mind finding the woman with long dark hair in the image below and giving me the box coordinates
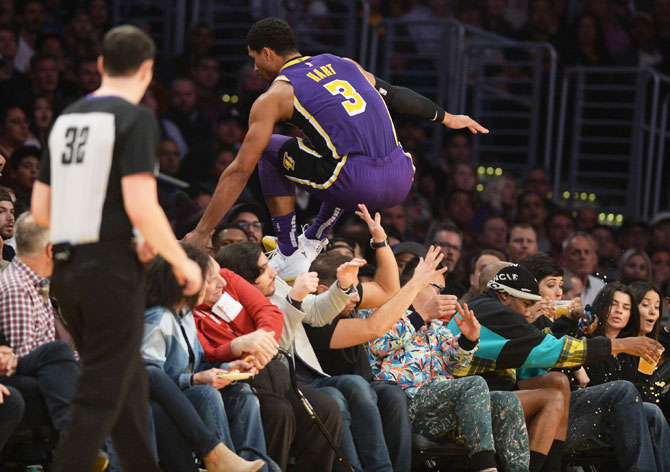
[141,243,264,472]
[585,282,670,420]
[631,281,662,340]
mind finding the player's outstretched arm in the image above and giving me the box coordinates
[346,58,488,134]
[185,84,292,248]
[375,76,488,134]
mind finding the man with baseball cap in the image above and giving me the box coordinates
[448,264,670,471]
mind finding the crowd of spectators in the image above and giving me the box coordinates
[1,0,670,471]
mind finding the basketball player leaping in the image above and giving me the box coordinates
[186,17,487,280]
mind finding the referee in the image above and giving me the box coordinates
[31,26,202,471]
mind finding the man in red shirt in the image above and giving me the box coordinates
[193,256,342,472]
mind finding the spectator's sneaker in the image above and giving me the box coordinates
[93,450,109,472]
[268,246,312,282]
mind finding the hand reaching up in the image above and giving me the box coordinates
[289,271,319,302]
[411,245,447,288]
[336,258,366,290]
[355,204,386,243]
[453,302,480,341]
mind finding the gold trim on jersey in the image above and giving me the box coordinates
[286,154,348,190]
[405,151,416,175]
[293,96,347,161]
[279,55,312,72]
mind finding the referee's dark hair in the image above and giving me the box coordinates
[247,17,298,56]
[146,243,208,309]
[215,242,263,284]
[101,25,156,77]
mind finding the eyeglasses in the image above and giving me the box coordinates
[429,282,445,294]
[236,221,262,230]
[433,242,461,252]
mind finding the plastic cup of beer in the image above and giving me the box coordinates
[553,300,572,318]
[638,356,658,375]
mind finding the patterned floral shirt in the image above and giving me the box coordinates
[359,309,478,398]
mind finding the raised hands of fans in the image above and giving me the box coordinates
[411,246,447,287]
[355,203,386,243]
[615,336,665,364]
[227,357,259,376]
[524,297,555,322]
[442,113,489,134]
[581,315,599,335]
[173,258,204,296]
[290,271,319,302]
[192,368,232,389]
[569,297,584,321]
[416,294,458,322]
[453,302,480,341]
[336,258,366,291]
[230,329,278,370]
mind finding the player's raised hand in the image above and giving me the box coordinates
[355,203,386,242]
[442,113,489,134]
[174,258,204,296]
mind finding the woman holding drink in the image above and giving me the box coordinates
[519,253,584,324]
[584,282,669,418]
[519,253,593,386]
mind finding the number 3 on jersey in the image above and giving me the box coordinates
[324,79,367,116]
[62,126,89,164]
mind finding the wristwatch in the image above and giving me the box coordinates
[369,238,389,249]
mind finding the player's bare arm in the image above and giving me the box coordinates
[345,57,488,134]
[31,181,51,227]
[187,82,294,246]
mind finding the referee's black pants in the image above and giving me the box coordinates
[50,243,160,472]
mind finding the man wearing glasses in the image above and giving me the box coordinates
[226,202,267,244]
[427,223,465,297]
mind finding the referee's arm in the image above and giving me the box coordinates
[32,181,51,227]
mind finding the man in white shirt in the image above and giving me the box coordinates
[563,232,605,306]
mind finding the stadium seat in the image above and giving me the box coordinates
[411,433,470,471]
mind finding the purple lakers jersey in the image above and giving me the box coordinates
[275,54,398,159]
